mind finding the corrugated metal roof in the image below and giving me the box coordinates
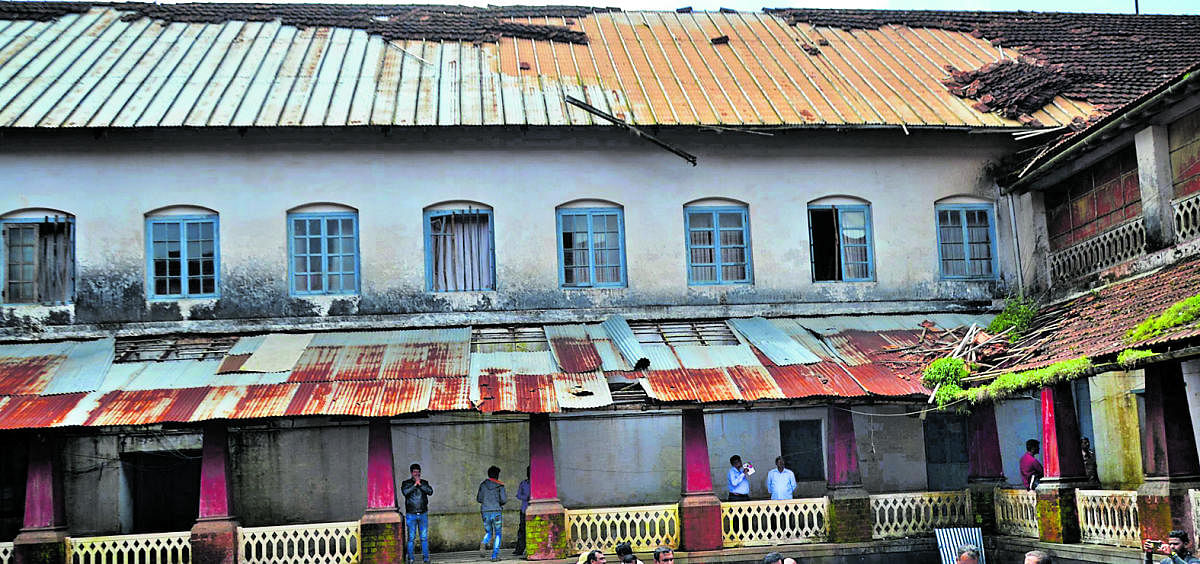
[544,324,603,373]
[0,392,85,429]
[40,338,114,395]
[0,7,1095,129]
[584,324,633,372]
[673,344,761,369]
[728,317,821,365]
[239,333,314,372]
[554,372,613,409]
[640,368,743,402]
[798,314,992,335]
[0,354,66,395]
[600,315,648,369]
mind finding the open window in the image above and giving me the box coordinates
[145,206,219,299]
[288,204,359,296]
[1,209,75,304]
[935,202,997,279]
[424,202,495,292]
[808,200,873,282]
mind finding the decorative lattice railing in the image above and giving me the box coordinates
[0,541,13,564]
[994,488,1039,538]
[1049,218,1145,284]
[238,521,360,564]
[66,531,191,564]
[721,498,828,547]
[1175,193,1200,241]
[1076,490,1140,548]
[870,490,973,539]
[565,504,679,553]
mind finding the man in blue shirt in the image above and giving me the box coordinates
[766,456,797,500]
[727,455,750,501]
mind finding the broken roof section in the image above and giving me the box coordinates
[0,3,1137,130]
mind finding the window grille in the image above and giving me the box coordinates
[2,216,74,304]
[470,326,550,353]
[114,336,238,362]
[628,320,740,346]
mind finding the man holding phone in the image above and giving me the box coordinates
[1145,531,1200,564]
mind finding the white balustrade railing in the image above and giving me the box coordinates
[238,521,360,564]
[1076,490,1139,548]
[1049,218,1145,283]
[0,541,13,564]
[721,498,828,547]
[994,488,1039,538]
[565,504,679,553]
[66,531,191,564]
[870,490,973,539]
[1175,193,1200,241]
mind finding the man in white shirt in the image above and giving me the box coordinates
[766,456,796,500]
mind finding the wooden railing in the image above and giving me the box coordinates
[994,488,1039,538]
[0,542,13,564]
[870,490,973,539]
[565,504,679,553]
[66,531,191,564]
[1076,490,1139,548]
[238,521,360,564]
[721,498,829,547]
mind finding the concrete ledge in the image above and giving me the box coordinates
[988,535,1144,564]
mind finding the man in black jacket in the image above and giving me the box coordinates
[401,463,433,564]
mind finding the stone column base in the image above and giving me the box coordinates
[968,478,1005,534]
[13,527,67,564]
[525,499,568,561]
[679,491,722,552]
[827,487,872,543]
[1137,476,1200,544]
[361,508,404,564]
[1036,479,1081,544]
[191,517,240,564]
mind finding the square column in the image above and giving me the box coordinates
[1138,362,1200,544]
[825,407,871,543]
[1036,383,1084,544]
[1135,124,1177,250]
[13,434,66,564]
[678,409,722,552]
[361,419,404,564]
[967,404,1006,534]
[190,423,239,564]
[525,414,568,560]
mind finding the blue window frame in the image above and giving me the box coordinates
[288,212,359,296]
[423,209,496,292]
[936,204,997,279]
[808,204,874,282]
[145,215,219,299]
[2,215,75,304]
[684,206,752,285]
[556,208,626,288]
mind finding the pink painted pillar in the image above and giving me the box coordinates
[825,407,870,543]
[190,423,239,564]
[1138,362,1200,546]
[826,407,861,488]
[1036,383,1083,544]
[361,419,403,564]
[526,414,567,560]
[13,434,67,564]
[678,409,721,552]
[967,403,1006,535]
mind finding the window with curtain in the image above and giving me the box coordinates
[557,208,626,288]
[936,204,996,279]
[685,206,752,285]
[808,204,874,282]
[289,211,359,295]
[425,209,495,292]
[147,215,218,298]
[2,215,74,304]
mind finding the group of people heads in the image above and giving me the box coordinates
[584,546,673,564]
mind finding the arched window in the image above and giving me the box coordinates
[807,196,873,282]
[287,203,359,296]
[556,200,626,288]
[683,198,752,285]
[423,201,495,292]
[1,208,75,304]
[145,205,219,299]
[935,196,997,279]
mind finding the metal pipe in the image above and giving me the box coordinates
[1006,190,1025,297]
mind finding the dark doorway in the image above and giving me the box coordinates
[779,420,825,481]
[123,451,201,533]
[808,209,841,281]
[0,436,27,541]
[924,412,969,490]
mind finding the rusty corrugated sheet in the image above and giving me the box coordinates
[81,387,209,426]
[584,324,633,371]
[601,315,649,369]
[640,368,743,402]
[724,365,785,401]
[0,355,66,395]
[728,318,820,365]
[477,371,558,413]
[40,338,115,395]
[429,377,472,411]
[0,393,85,429]
[827,330,930,397]
[673,344,761,370]
[544,325,603,373]
[554,372,613,409]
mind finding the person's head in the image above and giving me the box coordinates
[652,547,674,563]
[410,463,421,480]
[586,549,606,563]
[1024,550,1052,564]
[955,544,980,564]
[775,456,785,471]
[1081,437,1091,449]
[488,465,501,479]
[1169,530,1192,555]
[1026,439,1040,454]
[730,455,742,469]
[763,552,784,564]
[615,542,633,559]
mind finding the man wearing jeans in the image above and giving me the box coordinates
[400,463,433,564]
[476,465,507,562]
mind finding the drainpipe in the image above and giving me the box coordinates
[1006,190,1025,298]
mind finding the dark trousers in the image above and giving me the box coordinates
[514,510,527,554]
[728,493,750,501]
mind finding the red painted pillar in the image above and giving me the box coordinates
[13,434,66,564]
[526,414,568,560]
[1138,362,1200,545]
[678,409,721,552]
[967,404,1006,534]
[190,423,239,564]
[825,407,870,543]
[1036,383,1083,543]
[361,419,404,564]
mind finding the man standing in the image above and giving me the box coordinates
[652,547,674,564]
[1020,439,1044,490]
[476,465,507,562]
[513,466,530,556]
[1144,530,1200,564]
[727,455,750,501]
[766,456,796,500]
[400,463,433,564]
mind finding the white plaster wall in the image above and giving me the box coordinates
[994,397,1043,488]
[853,405,929,493]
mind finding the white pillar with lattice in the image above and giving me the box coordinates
[720,498,828,547]
[238,521,361,564]
[565,504,679,553]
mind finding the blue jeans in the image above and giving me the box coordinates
[481,511,503,559]
[405,512,429,562]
